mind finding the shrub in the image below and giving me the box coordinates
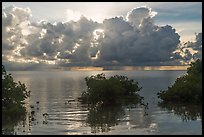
[80,73,142,106]
[2,65,30,134]
[157,59,202,104]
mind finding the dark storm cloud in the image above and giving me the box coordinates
[95,7,181,66]
[2,5,202,70]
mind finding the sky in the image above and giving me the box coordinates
[2,2,202,70]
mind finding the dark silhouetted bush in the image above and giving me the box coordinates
[79,73,143,106]
[157,59,202,104]
[2,65,30,134]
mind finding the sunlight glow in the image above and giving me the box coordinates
[6,27,11,32]
[91,29,104,48]
[91,50,100,60]
[68,66,103,71]
[58,35,64,44]
[20,21,31,36]
[43,60,56,64]
[103,66,189,71]
[54,52,60,59]
[7,55,15,62]
[13,46,25,56]
[72,43,80,53]
[93,29,104,40]
[66,9,82,22]
[39,29,47,39]
[7,55,40,64]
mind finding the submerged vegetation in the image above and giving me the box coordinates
[2,65,30,134]
[157,59,202,104]
[86,104,125,133]
[158,103,202,122]
[79,73,143,106]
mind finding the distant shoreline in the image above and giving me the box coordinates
[7,66,189,71]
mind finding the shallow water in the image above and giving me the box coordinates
[8,70,202,135]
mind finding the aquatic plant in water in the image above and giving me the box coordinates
[2,65,31,135]
[79,73,143,107]
[157,59,202,104]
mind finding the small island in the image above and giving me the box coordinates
[157,59,202,105]
[79,73,143,107]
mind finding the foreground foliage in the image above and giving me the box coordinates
[79,73,143,106]
[157,59,202,104]
[2,65,30,134]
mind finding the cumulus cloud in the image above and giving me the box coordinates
[95,7,181,66]
[2,5,202,70]
[2,6,31,54]
[175,33,202,64]
[126,6,157,29]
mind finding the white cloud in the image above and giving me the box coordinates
[126,6,157,29]
[66,9,82,22]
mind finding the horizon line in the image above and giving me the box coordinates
[7,65,189,71]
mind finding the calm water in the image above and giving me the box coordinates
[9,70,202,135]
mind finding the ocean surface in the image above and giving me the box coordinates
[8,70,202,135]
